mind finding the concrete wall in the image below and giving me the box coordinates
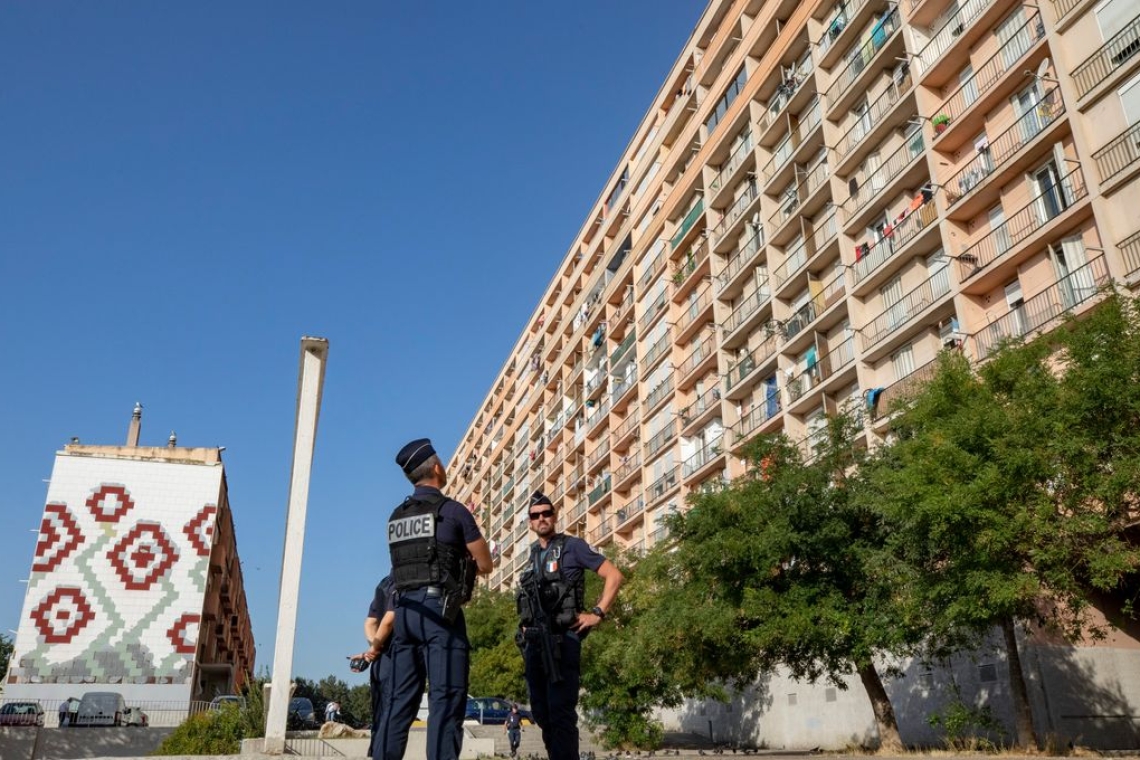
[0,726,175,760]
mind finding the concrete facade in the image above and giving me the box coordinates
[444,0,1140,749]
[3,417,254,712]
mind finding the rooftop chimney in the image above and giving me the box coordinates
[168,431,177,448]
[127,402,143,447]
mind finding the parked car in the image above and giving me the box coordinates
[0,701,45,727]
[73,692,126,727]
[287,697,319,730]
[123,706,149,727]
[209,695,246,711]
[464,697,532,725]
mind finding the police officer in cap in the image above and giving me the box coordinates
[518,490,624,760]
[375,438,492,760]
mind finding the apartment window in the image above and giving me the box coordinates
[973,131,994,173]
[866,151,883,193]
[1032,161,1069,222]
[959,64,978,107]
[1095,0,1137,42]
[1005,279,1027,336]
[706,66,748,135]
[882,276,905,328]
[1120,73,1140,123]
[1051,236,1097,307]
[996,9,1028,68]
[852,97,872,142]
[989,204,1012,256]
[928,250,950,296]
[891,344,916,380]
[773,133,794,168]
[1012,84,1045,142]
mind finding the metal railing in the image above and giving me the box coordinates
[816,0,871,54]
[611,332,636,366]
[785,300,818,338]
[677,286,714,334]
[733,393,782,441]
[956,166,1087,281]
[852,198,938,284]
[824,8,900,111]
[615,448,641,482]
[639,246,667,290]
[588,474,612,506]
[709,131,755,195]
[873,357,941,419]
[725,334,779,391]
[645,373,675,411]
[1051,0,1082,22]
[646,420,678,458]
[613,407,639,442]
[670,198,706,250]
[680,385,722,426]
[916,0,995,73]
[642,332,672,374]
[717,226,766,291]
[786,337,856,402]
[648,466,680,503]
[945,87,1064,207]
[768,157,830,232]
[933,13,1045,131]
[639,290,669,333]
[843,131,924,223]
[682,434,725,477]
[1121,230,1140,276]
[763,52,816,133]
[772,238,809,290]
[672,239,710,290]
[617,495,648,525]
[762,100,824,184]
[588,439,611,469]
[612,368,639,403]
[1071,13,1140,98]
[862,268,951,349]
[723,281,773,337]
[677,336,714,379]
[1093,122,1140,183]
[834,71,913,162]
[712,182,761,244]
[974,255,1109,357]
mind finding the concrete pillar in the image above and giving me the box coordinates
[263,337,329,754]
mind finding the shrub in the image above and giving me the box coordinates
[152,707,246,755]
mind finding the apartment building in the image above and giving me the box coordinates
[448,0,1139,745]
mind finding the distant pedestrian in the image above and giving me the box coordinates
[67,697,79,725]
[504,704,523,758]
[325,700,340,724]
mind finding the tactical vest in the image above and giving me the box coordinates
[387,494,466,593]
[516,535,584,630]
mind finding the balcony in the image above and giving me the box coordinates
[676,285,716,342]
[588,474,613,507]
[588,438,611,473]
[682,435,726,479]
[763,100,825,190]
[645,420,678,461]
[944,88,1065,214]
[725,334,780,397]
[930,13,1046,154]
[824,8,901,116]
[767,157,831,243]
[786,337,856,408]
[973,255,1110,358]
[784,300,818,339]
[1122,230,1140,278]
[677,337,717,390]
[645,374,675,414]
[717,225,766,297]
[772,238,810,292]
[1050,0,1082,25]
[611,368,639,408]
[616,495,648,530]
[1071,14,1140,100]
[612,406,640,448]
[588,518,614,545]
[709,131,756,199]
[613,448,642,491]
[913,0,997,86]
[672,239,712,301]
[639,289,669,334]
[852,198,939,288]
[732,393,782,445]
[610,331,636,367]
[721,281,774,348]
[647,467,680,505]
[955,166,1089,289]
[680,385,722,434]
[642,331,672,375]
[761,51,816,139]
[639,247,668,290]
[834,71,915,173]
[871,356,941,421]
[1093,122,1140,186]
[816,0,878,69]
[842,131,926,230]
[712,182,761,247]
[861,268,952,351]
[671,198,706,250]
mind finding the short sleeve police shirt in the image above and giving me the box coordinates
[540,534,605,588]
[411,485,482,547]
[367,577,396,619]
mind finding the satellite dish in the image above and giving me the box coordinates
[1037,57,1051,78]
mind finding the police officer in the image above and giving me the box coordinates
[518,490,624,760]
[375,438,492,760]
[352,575,396,758]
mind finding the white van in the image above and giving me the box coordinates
[74,692,127,727]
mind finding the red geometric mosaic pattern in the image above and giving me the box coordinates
[30,587,96,644]
[32,503,85,572]
[107,522,180,590]
[182,504,218,557]
[85,484,136,523]
[167,613,201,654]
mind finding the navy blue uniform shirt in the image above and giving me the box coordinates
[410,485,482,547]
[533,534,604,587]
[367,577,397,620]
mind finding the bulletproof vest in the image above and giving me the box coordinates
[516,535,584,630]
[388,494,465,592]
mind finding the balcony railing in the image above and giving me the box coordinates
[646,420,678,459]
[682,435,725,477]
[672,239,711,292]
[639,247,667,290]
[915,0,994,74]
[1121,230,1140,277]
[587,396,611,431]
[784,300,818,339]
[712,182,761,244]
[1071,14,1140,99]
[1093,122,1140,183]
[809,205,839,253]
[861,268,951,349]
[588,474,612,506]
[677,286,714,334]
[615,448,641,482]
[873,356,940,419]
[733,392,782,440]
[680,385,721,426]
[816,0,870,54]
[671,198,706,250]
[648,467,680,503]
[646,374,675,411]
[933,13,1045,133]
[974,255,1110,357]
[678,336,714,379]
[588,439,611,469]
[834,72,913,163]
[718,226,766,291]
[611,332,636,367]
[853,198,938,284]
[1050,0,1082,22]
[945,88,1064,208]
[786,337,856,402]
[725,334,779,391]
[589,519,613,545]
[763,52,815,133]
[612,368,639,403]
[956,166,1087,281]
[843,131,924,223]
[772,239,809,290]
[709,131,755,195]
[616,495,647,525]
[824,8,900,111]
[642,332,672,373]
[768,158,830,232]
[639,290,669,333]
[613,407,639,442]
[723,281,773,336]
[763,101,824,184]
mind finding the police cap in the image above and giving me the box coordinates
[396,438,436,474]
[529,490,553,508]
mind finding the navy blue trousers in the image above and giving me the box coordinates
[368,649,392,758]
[524,631,582,760]
[373,589,469,760]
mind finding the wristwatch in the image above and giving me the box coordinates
[591,606,606,620]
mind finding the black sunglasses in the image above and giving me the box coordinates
[528,509,555,520]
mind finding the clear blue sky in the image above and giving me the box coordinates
[0,3,702,685]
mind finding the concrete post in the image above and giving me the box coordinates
[264,337,329,754]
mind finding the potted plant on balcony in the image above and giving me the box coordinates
[932,113,951,136]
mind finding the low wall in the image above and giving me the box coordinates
[0,726,175,760]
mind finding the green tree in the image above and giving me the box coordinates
[465,586,527,701]
[0,633,12,694]
[863,297,1140,749]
